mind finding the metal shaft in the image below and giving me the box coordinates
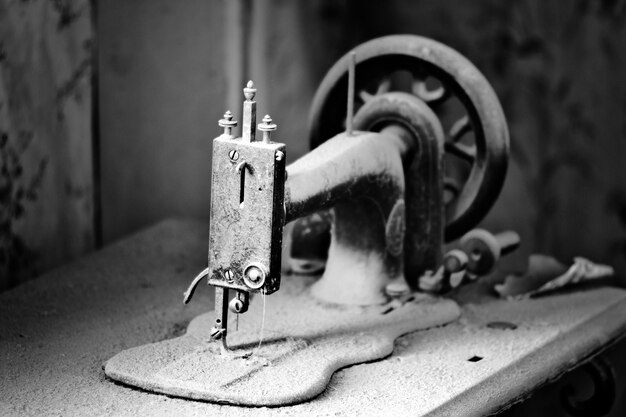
[495,231,520,256]
[346,52,356,136]
[214,287,230,350]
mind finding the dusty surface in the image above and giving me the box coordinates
[105,281,459,405]
[2,219,626,416]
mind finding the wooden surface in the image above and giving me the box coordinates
[1,219,626,416]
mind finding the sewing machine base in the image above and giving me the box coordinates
[104,277,460,406]
[4,220,626,415]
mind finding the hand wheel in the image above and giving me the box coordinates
[309,35,509,241]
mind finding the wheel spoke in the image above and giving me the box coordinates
[358,90,374,103]
[358,76,390,103]
[443,177,461,205]
[376,77,391,95]
[449,115,471,142]
[412,79,446,103]
[445,142,476,163]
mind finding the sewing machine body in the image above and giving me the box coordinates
[105,34,515,405]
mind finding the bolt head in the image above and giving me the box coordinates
[210,326,222,340]
[224,269,235,281]
[243,263,267,289]
[228,150,239,162]
[275,150,284,161]
[229,298,244,313]
[247,267,262,282]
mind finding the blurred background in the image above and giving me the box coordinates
[1,0,626,291]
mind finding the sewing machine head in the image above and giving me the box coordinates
[183,35,510,351]
[208,84,286,294]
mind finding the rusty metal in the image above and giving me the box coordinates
[459,229,520,275]
[185,34,510,349]
[283,89,446,301]
[351,92,445,286]
[211,287,228,345]
[289,211,331,275]
[417,229,520,293]
[285,128,411,304]
[289,91,446,288]
[184,82,286,351]
[207,83,286,296]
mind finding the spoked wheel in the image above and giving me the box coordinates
[309,35,509,241]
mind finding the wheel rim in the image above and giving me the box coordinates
[309,35,509,241]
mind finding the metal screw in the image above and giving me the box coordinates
[246,266,262,283]
[443,249,468,274]
[210,326,222,340]
[218,110,237,138]
[275,150,284,161]
[258,114,277,143]
[242,263,266,289]
[229,298,244,313]
[228,150,239,162]
[224,269,235,281]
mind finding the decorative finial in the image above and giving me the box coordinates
[218,110,237,137]
[258,114,277,143]
[243,80,256,101]
[242,81,257,142]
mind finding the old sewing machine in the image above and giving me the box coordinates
[104,35,512,405]
[1,33,625,416]
[101,35,625,411]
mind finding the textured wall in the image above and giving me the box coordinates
[98,0,226,243]
[0,0,94,290]
[96,0,357,245]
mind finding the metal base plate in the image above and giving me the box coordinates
[104,277,460,406]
